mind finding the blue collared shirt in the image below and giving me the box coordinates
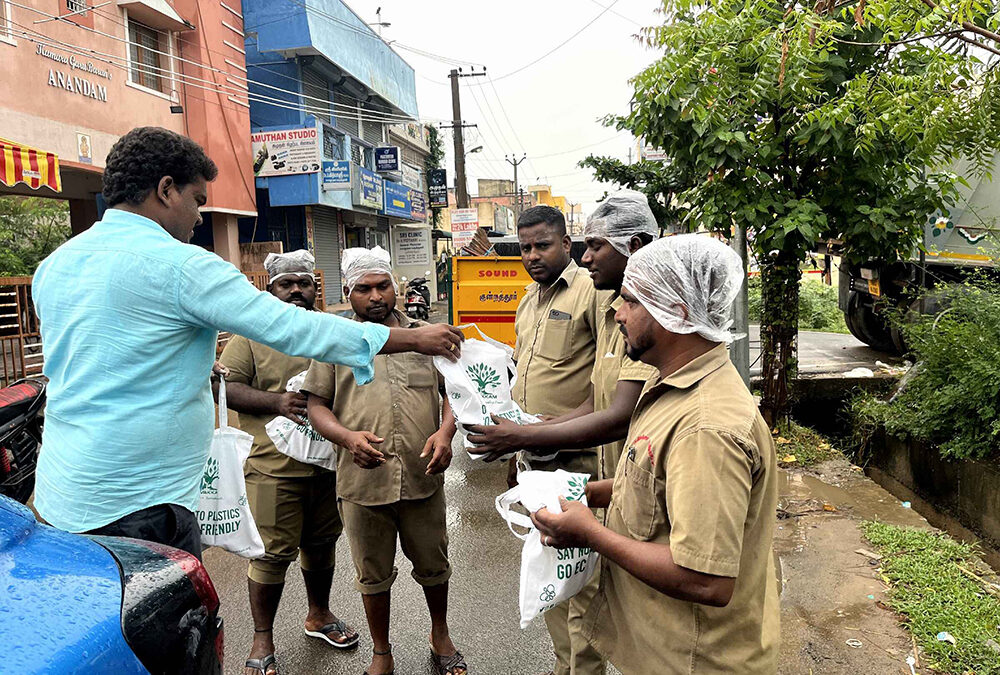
[32,209,389,532]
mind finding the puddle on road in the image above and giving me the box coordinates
[778,470,929,528]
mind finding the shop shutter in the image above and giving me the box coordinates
[334,92,360,139]
[312,207,342,305]
[301,67,332,124]
[361,119,384,145]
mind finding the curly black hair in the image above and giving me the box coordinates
[102,127,218,207]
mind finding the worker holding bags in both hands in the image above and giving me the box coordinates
[303,246,468,675]
[530,235,780,675]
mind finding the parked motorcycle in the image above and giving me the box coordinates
[403,273,432,321]
[0,378,45,504]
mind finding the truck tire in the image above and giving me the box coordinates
[846,291,898,354]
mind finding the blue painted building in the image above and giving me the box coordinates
[242,0,429,303]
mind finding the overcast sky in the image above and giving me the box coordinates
[345,0,663,217]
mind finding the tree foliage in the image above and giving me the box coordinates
[0,197,70,276]
[425,125,446,228]
[577,156,693,232]
[590,0,999,421]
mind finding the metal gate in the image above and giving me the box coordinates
[312,207,342,305]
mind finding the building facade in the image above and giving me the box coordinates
[242,0,430,304]
[0,0,255,264]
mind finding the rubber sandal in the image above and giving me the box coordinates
[304,619,360,649]
[430,647,468,675]
[363,644,394,675]
[245,653,278,675]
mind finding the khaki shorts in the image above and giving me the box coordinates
[340,488,451,595]
[244,468,341,585]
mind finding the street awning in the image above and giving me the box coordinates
[0,138,62,193]
[117,0,193,31]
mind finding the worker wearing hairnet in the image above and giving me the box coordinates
[531,235,779,675]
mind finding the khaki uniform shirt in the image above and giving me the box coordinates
[301,311,444,507]
[220,335,317,478]
[512,261,600,473]
[583,344,780,675]
[591,292,659,480]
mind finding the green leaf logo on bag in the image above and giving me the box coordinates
[467,363,501,399]
[201,457,220,495]
[566,475,588,501]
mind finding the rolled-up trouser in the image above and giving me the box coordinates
[339,488,451,595]
[244,468,341,585]
[545,571,605,675]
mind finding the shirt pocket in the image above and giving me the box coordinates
[619,461,658,541]
[407,369,438,389]
[537,317,574,361]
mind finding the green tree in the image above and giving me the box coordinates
[577,155,693,232]
[590,0,998,423]
[425,125,446,229]
[0,197,70,276]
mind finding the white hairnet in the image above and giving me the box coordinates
[264,249,315,284]
[341,246,396,293]
[584,188,659,257]
[622,234,745,343]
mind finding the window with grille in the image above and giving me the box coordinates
[128,20,164,92]
[363,146,375,171]
[66,0,86,12]
[322,124,344,161]
[350,143,363,166]
[0,1,11,39]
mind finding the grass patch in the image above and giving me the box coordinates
[861,521,1000,674]
[774,421,839,467]
[748,276,850,334]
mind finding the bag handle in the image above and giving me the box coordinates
[217,375,230,430]
[457,323,519,388]
[494,486,533,540]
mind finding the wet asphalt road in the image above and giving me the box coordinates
[203,439,567,675]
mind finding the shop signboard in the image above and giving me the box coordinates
[382,180,412,219]
[428,168,448,208]
[352,165,384,210]
[392,227,432,266]
[410,191,427,221]
[450,208,479,249]
[375,146,400,172]
[251,127,321,177]
[321,160,350,190]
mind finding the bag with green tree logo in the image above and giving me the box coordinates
[197,376,265,558]
[494,469,599,628]
[266,370,337,471]
[433,324,542,460]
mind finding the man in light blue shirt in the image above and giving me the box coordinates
[32,127,462,559]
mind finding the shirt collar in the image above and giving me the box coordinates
[601,291,622,316]
[351,308,411,327]
[650,343,731,392]
[526,259,579,295]
[99,208,175,240]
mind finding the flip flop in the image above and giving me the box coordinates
[430,648,468,675]
[245,653,278,675]
[304,619,360,649]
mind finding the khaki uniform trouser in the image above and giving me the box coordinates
[339,488,452,595]
[544,570,605,675]
[244,468,341,585]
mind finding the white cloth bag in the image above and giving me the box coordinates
[265,371,337,471]
[197,377,265,558]
[495,469,600,628]
[433,324,551,461]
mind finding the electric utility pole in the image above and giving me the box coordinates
[566,200,576,233]
[439,68,484,209]
[505,153,526,219]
